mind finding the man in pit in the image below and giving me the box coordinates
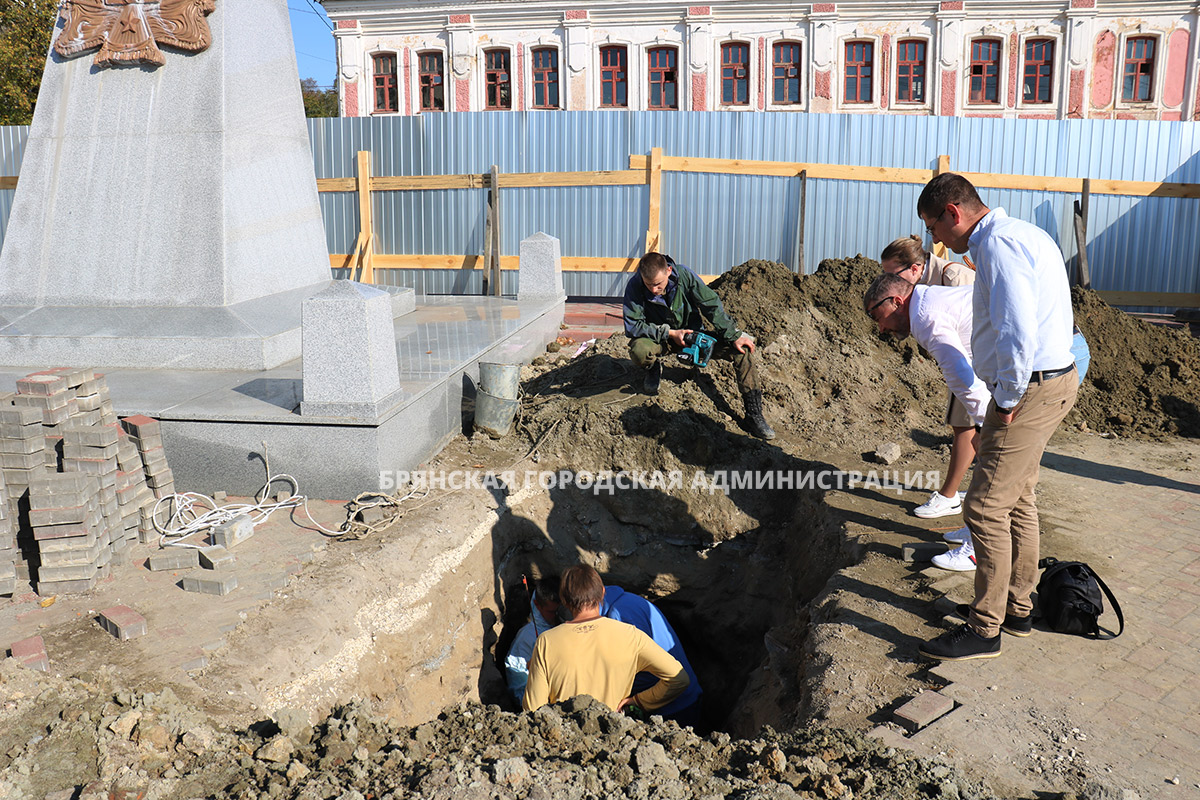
[622,251,775,440]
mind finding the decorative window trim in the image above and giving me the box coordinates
[894,37,931,107]
[766,37,806,111]
[839,36,879,109]
[1016,33,1061,109]
[370,50,400,115]
[964,35,1005,107]
[1115,31,1163,107]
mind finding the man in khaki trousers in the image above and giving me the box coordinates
[915,173,1079,661]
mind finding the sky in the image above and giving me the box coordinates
[289,1,338,89]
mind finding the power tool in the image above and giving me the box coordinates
[677,332,716,367]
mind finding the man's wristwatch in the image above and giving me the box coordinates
[996,406,1014,415]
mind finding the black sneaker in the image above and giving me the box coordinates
[919,623,1001,661]
[643,361,662,395]
[954,604,1033,637]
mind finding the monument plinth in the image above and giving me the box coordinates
[0,0,333,370]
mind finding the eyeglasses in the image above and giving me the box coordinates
[925,209,948,237]
[867,295,896,321]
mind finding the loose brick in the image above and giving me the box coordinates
[147,548,200,571]
[893,690,955,733]
[0,452,42,469]
[0,406,43,426]
[10,636,49,672]
[198,546,236,570]
[98,605,148,640]
[16,374,67,396]
[0,577,16,597]
[62,422,120,448]
[211,515,255,549]
[39,541,105,566]
[38,562,101,582]
[180,572,238,596]
[36,574,97,595]
[121,415,161,437]
[0,437,43,455]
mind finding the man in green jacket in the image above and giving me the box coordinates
[622,252,774,440]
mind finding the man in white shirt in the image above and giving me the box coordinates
[863,273,990,569]
[915,173,1078,662]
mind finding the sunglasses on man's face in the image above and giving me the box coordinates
[868,295,896,322]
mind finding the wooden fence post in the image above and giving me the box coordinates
[936,154,950,175]
[490,165,502,296]
[794,169,807,274]
[645,147,663,254]
[482,170,494,296]
[1074,177,1092,288]
[354,150,375,284]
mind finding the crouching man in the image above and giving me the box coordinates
[622,252,775,440]
[523,565,690,714]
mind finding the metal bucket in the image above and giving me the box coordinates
[474,388,519,438]
[479,361,520,401]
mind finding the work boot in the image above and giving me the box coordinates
[643,361,662,395]
[742,390,775,440]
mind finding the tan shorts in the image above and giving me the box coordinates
[945,391,975,428]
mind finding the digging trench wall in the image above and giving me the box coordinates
[212,474,855,738]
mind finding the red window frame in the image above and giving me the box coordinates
[485,48,512,110]
[969,39,1001,104]
[1122,36,1156,102]
[418,51,444,112]
[647,47,678,109]
[531,47,559,109]
[600,45,628,108]
[844,41,873,104]
[895,39,926,103]
[721,42,750,105]
[772,42,802,105]
[372,53,398,113]
[1022,39,1054,104]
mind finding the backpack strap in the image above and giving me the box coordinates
[1090,568,1125,638]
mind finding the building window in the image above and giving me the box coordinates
[1022,39,1054,104]
[531,47,559,109]
[418,51,444,112]
[647,47,678,109]
[969,39,1001,104]
[600,45,628,107]
[896,40,926,103]
[372,53,398,113]
[844,41,873,104]
[772,42,802,104]
[1122,36,1156,102]
[721,42,750,105]
[485,48,512,110]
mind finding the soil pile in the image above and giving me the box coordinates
[0,662,991,800]
[1072,287,1200,438]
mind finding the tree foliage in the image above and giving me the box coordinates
[0,0,57,125]
[301,77,338,118]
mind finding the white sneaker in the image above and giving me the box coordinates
[943,526,971,544]
[932,538,977,571]
[913,491,962,518]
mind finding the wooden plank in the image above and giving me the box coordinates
[1097,291,1200,308]
[645,147,663,255]
[356,150,374,283]
[936,155,950,175]
[316,177,357,192]
[365,170,646,191]
[371,174,486,191]
[490,165,502,296]
[328,254,641,273]
[0,176,18,191]
[794,170,806,274]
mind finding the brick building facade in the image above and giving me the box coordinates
[322,0,1199,121]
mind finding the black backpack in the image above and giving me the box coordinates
[1036,557,1124,638]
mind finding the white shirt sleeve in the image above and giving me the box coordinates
[979,236,1040,408]
[919,311,991,426]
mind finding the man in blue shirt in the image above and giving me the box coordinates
[917,173,1079,662]
[601,584,703,727]
[504,575,561,705]
[622,252,774,440]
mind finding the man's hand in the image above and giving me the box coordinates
[667,329,692,348]
[617,695,640,712]
[733,334,756,354]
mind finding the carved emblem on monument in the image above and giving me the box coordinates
[54,0,216,68]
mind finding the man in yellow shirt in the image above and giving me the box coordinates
[523,565,690,714]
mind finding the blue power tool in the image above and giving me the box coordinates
[677,332,717,367]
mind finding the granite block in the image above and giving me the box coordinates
[518,232,566,300]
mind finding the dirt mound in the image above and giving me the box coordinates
[0,662,991,800]
[1072,287,1200,438]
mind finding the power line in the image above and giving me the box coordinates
[290,0,335,30]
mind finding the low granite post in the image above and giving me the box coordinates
[300,281,403,418]
[517,233,566,301]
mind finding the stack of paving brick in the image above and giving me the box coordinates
[114,428,156,548]
[29,472,111,595]
[122,416,175,500]
[60,420,132,563]
[0,404,49,586]
[12,373,77,471]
